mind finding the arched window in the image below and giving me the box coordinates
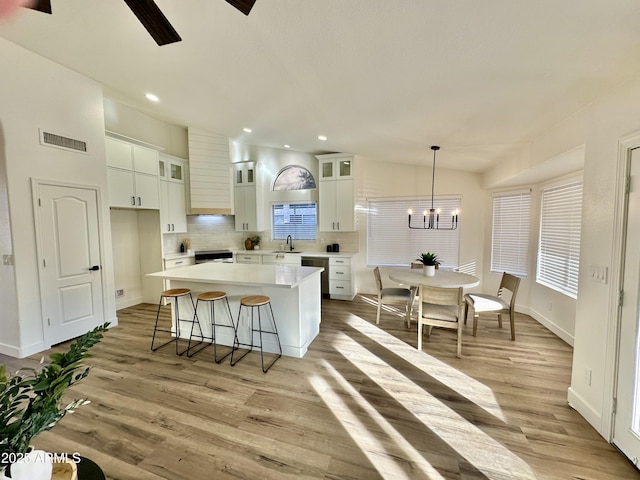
[273,165,316,191]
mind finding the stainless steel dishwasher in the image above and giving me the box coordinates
[301,256,329,298]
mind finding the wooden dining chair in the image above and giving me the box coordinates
[463,272,520,340]
[373,267,414,327]
[418,285,464,358]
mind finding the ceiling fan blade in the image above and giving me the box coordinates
[123,0,181,46]
[27,0,52,14]
[225,0,257,16]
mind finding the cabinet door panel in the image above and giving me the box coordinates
[168,181,187,232]
[105,138,133,170]
[133,146,158,175]
[107,168,135,208]
[335,179,354,231]
[319,180,337,231]
[134,173,160,209]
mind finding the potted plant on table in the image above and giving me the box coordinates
[416,252,440,277]
[0,322,109,480]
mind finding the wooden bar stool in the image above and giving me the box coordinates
[230,295,282,373]
[151,288,198,356]
[187,291,238,363]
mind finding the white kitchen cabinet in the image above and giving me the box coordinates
[318,155,353,181]
[262,253,302,266]
[236,253,262,264]
[106,136,160,209]
[329,257,355,300]
[160,180,187,233]
[318,176,354,232]
[159,155,188,233]
[107,168,160,209]
[316,154,354,232]
[234,162,256,186]
[164,256,195,269]
[233,162,263,232]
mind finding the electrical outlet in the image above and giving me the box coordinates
[116,289,125,297]
[583,368,592,385]
[2,254,13,265]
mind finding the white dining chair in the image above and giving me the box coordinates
[418,285,464,358]
[373,267,414,327]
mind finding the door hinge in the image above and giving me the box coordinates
[47,318,51,327]
[625,176,631,194]
[619,290,624,307]
[38,198,41,207]
[43,259,46,267]
[613,397,617,415]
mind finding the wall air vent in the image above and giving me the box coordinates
[39,129,88,154]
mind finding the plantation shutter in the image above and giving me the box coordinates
[272,202,317,240]
[536,180,583,298]
[367,196,461,268]
[491,190,531,277]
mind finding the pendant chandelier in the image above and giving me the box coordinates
[408,145,459,230]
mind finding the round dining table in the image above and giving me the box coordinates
[388,267,479,288]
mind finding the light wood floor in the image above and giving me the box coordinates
[4,295,639,479]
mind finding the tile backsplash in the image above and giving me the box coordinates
[162,215,358,254]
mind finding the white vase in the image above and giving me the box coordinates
[424,265,435,277]
[0,450,52,480]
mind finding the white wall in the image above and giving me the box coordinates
[354,157,486,295]
[104,98,188,158]
[483,72,640,438]
[0,39,116,356]
[110,209,143,309]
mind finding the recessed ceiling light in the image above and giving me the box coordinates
[283,144,291,149]
[243,127,252,133]
[318,135,327,141]
[145,93,159,102]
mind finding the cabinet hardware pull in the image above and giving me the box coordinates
[137,196,141,206]
[131,196,136,205]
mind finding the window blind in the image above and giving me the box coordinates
[536,181,583,298]
[272,202,317,240]
[367,196,461,268]
[491,190,531,277]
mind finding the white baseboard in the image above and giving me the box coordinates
[116,295,143,311]
[519,305,574,346]
[0,340,46,359]
[567,386,605,437]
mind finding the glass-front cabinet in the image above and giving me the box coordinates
[234,161,256,186]
[319,156,352,181]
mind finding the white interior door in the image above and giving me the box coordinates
[35,182,104,346]
[613,147,640,467]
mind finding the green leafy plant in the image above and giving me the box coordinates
[248,235,261,246]
[0,322,109,470]
[416,252,440,266]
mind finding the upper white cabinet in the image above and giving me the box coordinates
[159,154,188,234]
[318,155,353,181]
[233,161,263,232]
[105,136,160,209]
[316,154,355,232]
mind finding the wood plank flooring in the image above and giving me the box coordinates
[3,295,638,479]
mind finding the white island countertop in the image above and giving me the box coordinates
[148,262,323,289]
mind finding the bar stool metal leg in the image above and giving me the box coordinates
[188,292,238,363]
[151,288,195,356]
[230,295,282,373]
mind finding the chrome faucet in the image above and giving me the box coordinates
[286,235,294,251]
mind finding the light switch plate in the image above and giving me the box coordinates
[589,265,608,284]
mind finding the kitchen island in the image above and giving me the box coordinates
[147,262,323,358]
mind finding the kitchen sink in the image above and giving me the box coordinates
[271,250,303,254]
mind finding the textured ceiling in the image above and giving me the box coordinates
[2,0,640,174]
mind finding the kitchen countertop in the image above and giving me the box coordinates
[148,262,323,288]
[234,250,358,259]
[164,251,195,261]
